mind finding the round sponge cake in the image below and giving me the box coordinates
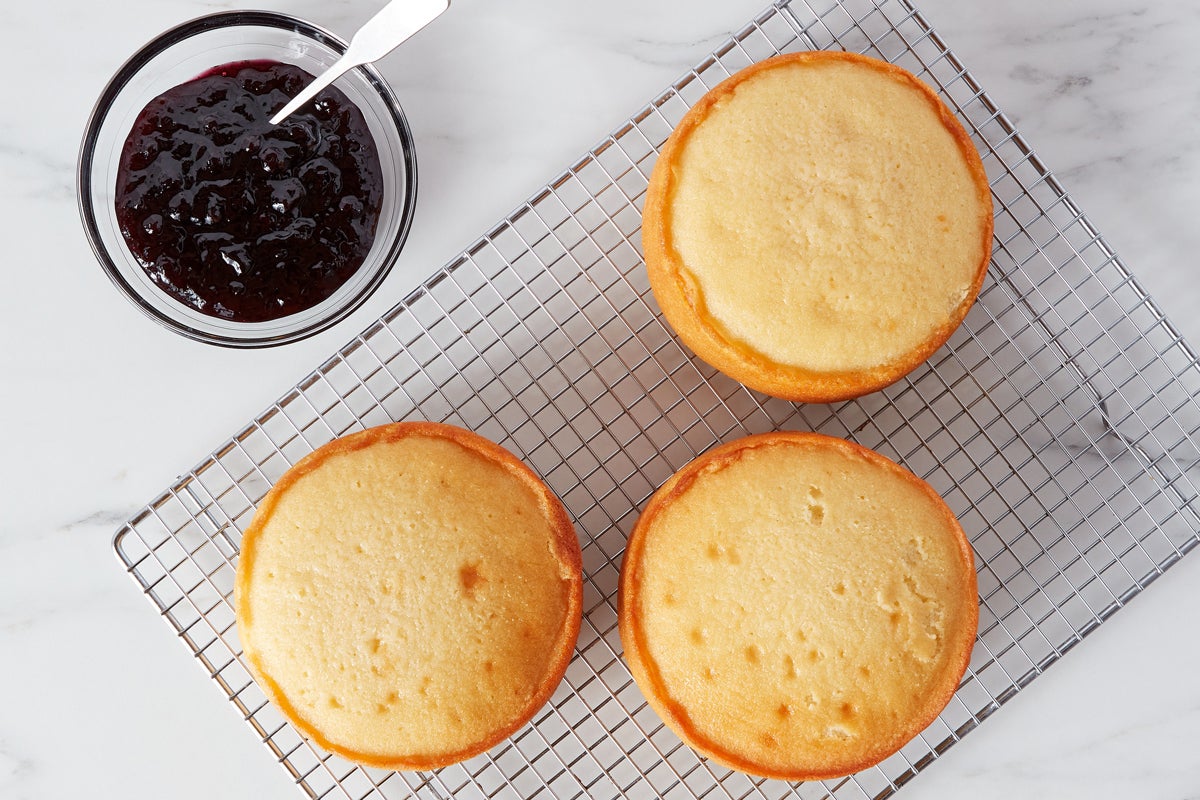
[235,422,583,770]
[619,432,977,779]
[642,52,993,402]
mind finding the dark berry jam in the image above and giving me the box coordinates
[115,60,383,322]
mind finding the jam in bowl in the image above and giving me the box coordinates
[79,12,417,347]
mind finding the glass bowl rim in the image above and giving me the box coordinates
[76,9,418,348]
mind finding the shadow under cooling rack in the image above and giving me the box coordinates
[114,0,1200,798]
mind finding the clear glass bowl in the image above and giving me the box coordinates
[77,11,417,348]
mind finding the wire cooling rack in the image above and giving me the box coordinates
[113,0,1200,798]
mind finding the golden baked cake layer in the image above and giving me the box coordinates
[619,432,978,780]
[642,51,993,402]
[235,422,583,770]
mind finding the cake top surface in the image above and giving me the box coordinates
[620,432,977,779]
[649,51,992,386]
[236,422,581,770]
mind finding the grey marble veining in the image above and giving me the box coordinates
[924,0,1200,357]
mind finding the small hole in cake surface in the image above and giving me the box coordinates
[808,503,825,524]
[839,702,856,720]
[776,702,792,719]
[760,732,779,749]
[484,660,495,673]
[807,648,822,662]
[783,655,797,679]
[832,581,846,595]
[690,628,706,645]
[702,667,715,680]
[745,645,761,664]
[368,636,382,653]
[459,562,486,599]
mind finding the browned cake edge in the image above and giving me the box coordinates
[641,51,994,403]
[235,421,584,770]
[618,431,979,780]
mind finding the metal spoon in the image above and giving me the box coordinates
[271,0,450,125]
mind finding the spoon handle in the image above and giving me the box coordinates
[349,0,451,63]
[271,0,451,125]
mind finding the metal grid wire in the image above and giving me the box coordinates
[113,0,1200,798]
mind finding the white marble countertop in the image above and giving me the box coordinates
[2,0,1198,797]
